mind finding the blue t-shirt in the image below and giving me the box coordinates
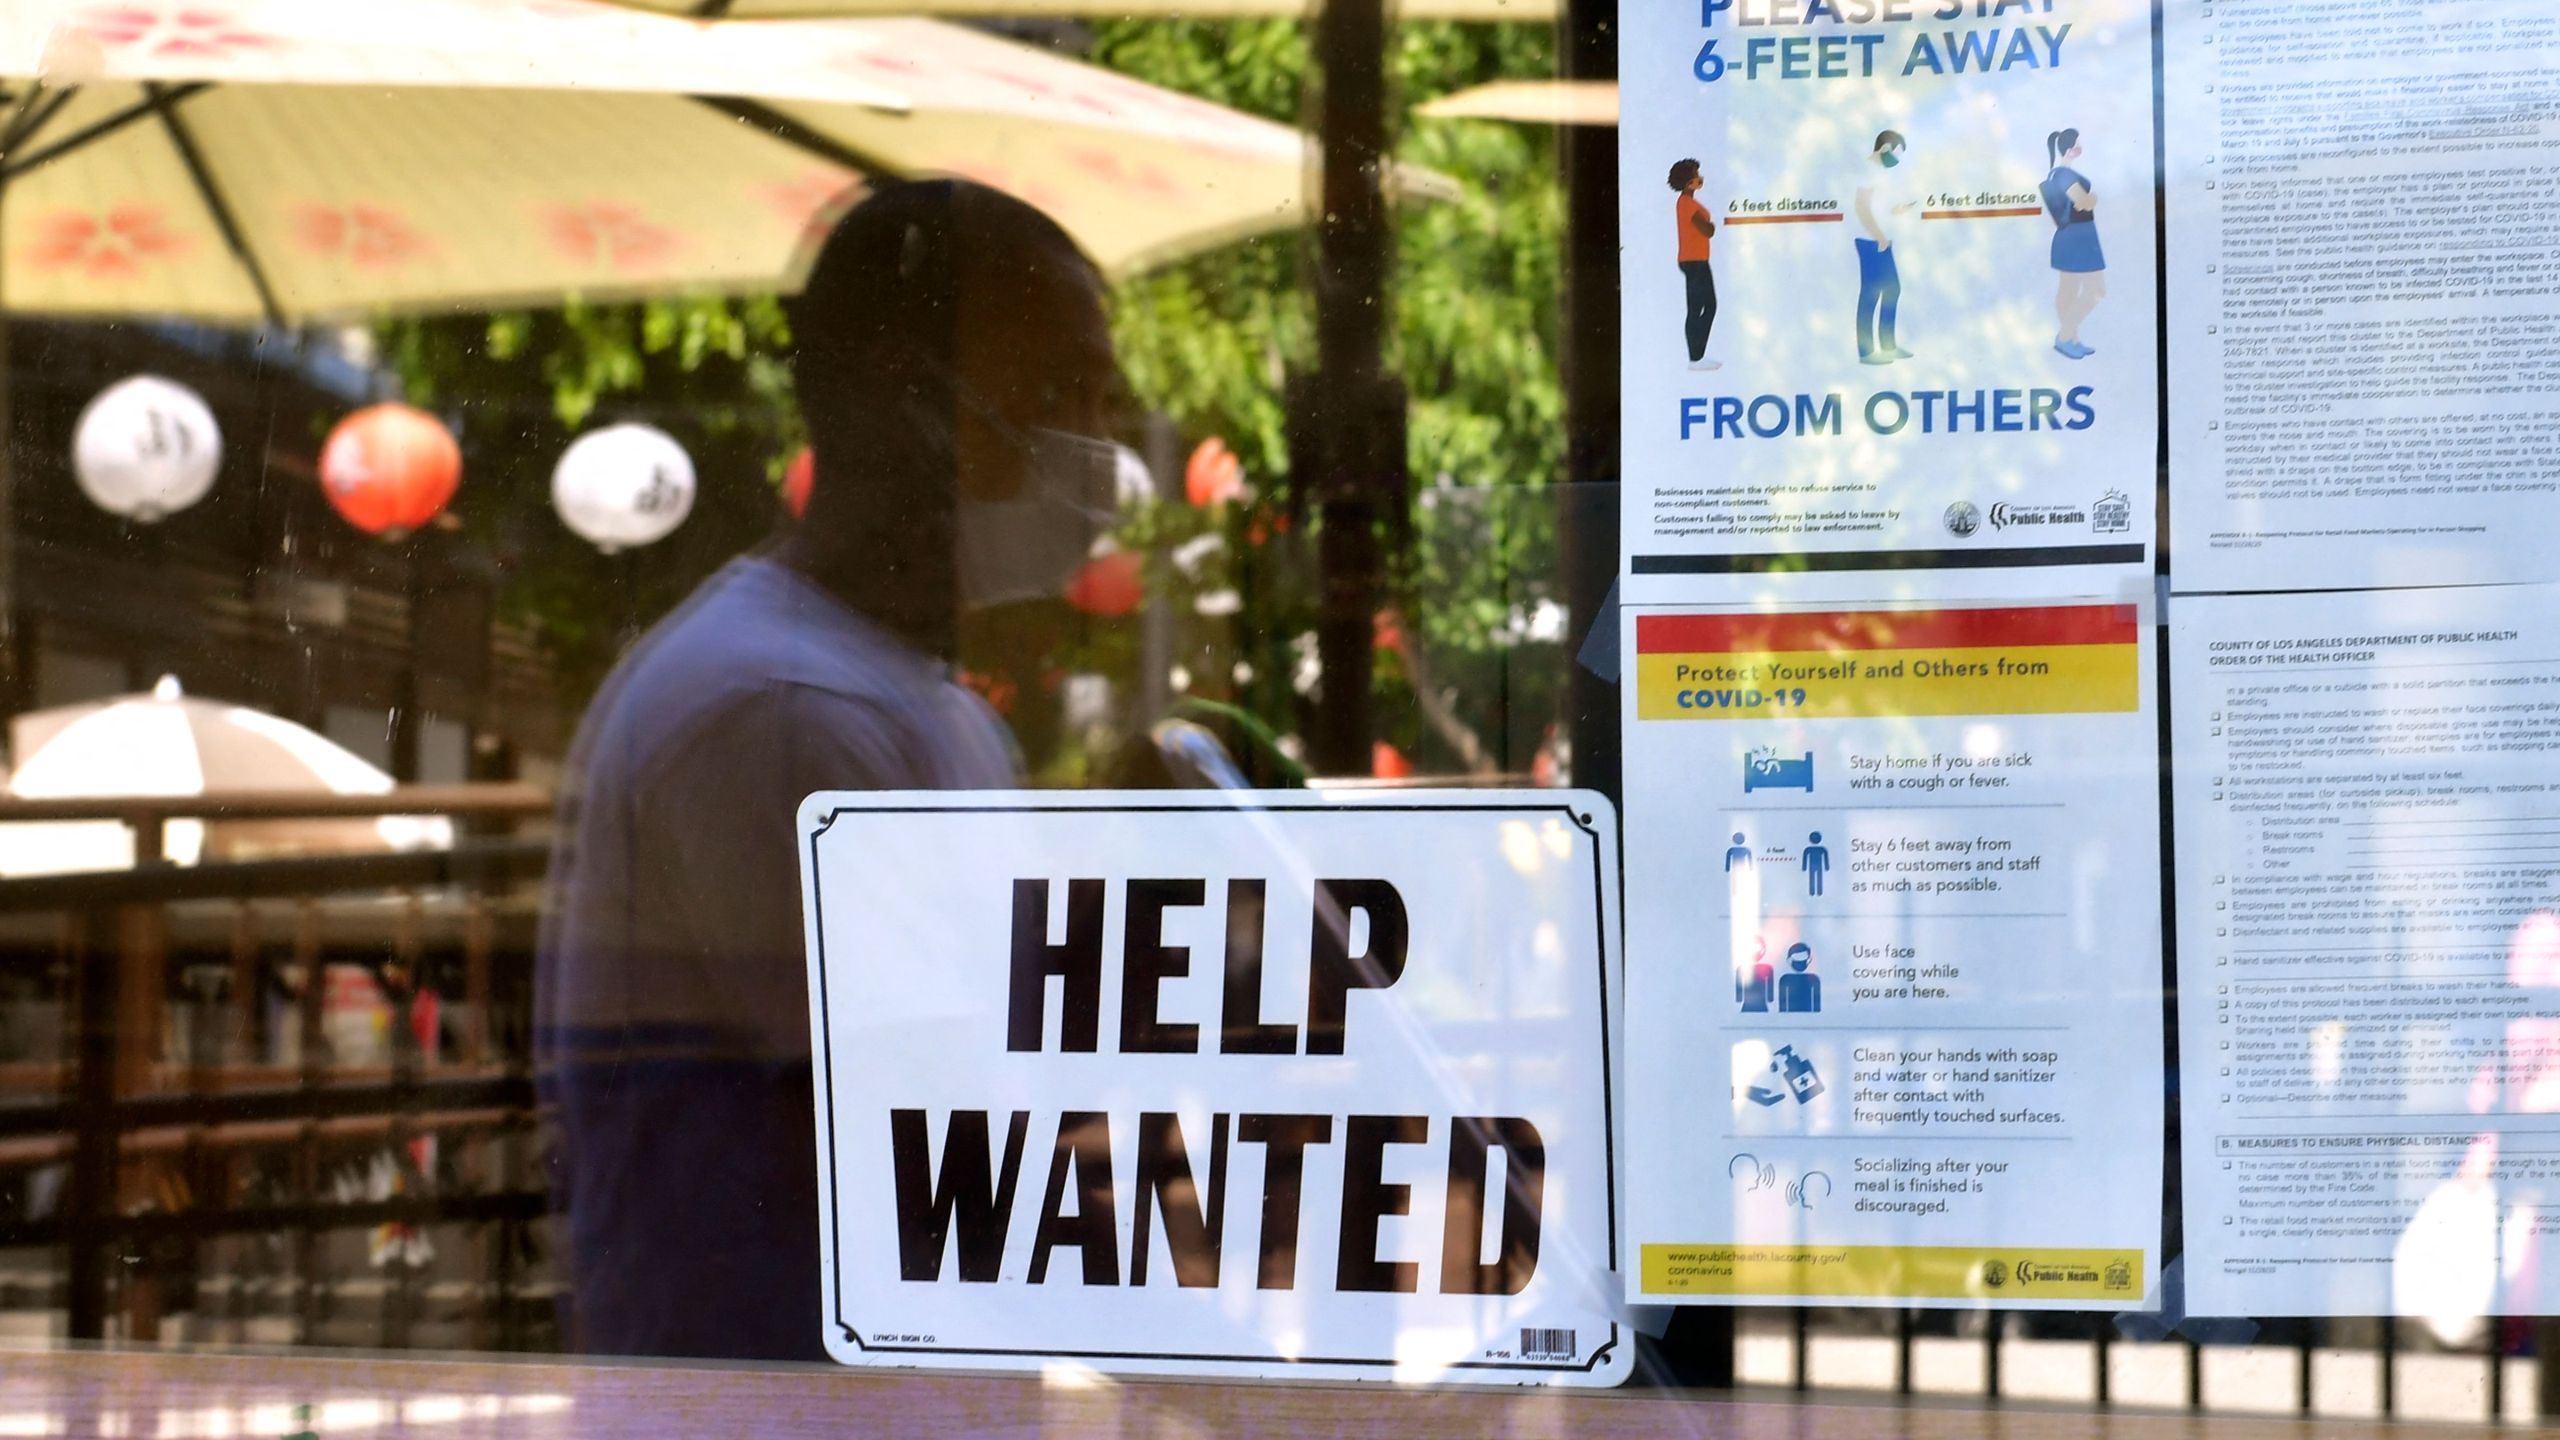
[534,555,1015,1361]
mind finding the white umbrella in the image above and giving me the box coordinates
[609,0,1559,18]
[0,0,1410,320]
[0,675,451,875]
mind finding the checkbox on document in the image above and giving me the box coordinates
[2223,1216,2234,1225]
[2215,874,2226,885]
[2222,1160,2233,1170]
[2219,1015,2229,1025]
[2218,985,2228,995]
[2220,1067,2230,1076]
[2220,1040,2230,1049]
[2212,711,2223,721]
[2218,999,2228,1009]
[2211,726,2222,736]
[2216,900,2227,911]
[2221,1094,2231,1103]
[2216,926,2227,937]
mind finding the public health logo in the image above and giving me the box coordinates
[2092,490,2132,534]
[1943,501,1981,538]
[1981,1259,2009,1289]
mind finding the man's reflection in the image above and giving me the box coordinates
[534,181,1126,1362]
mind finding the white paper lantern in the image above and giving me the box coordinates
[73,375,222,523]
[551,423,696,552]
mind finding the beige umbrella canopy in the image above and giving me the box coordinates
[1417,78,1616,126]
[608,0,1558,16]
[0,676,452,875]
[0,0,1382,322]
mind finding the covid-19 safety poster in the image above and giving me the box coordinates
[1616,0,2159,567]
[1617,592,2164,1308]
[1614,0,2169,1311]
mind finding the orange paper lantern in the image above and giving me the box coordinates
[1063,550,1144,617]
[320,403,460,538]
[783,445,814,519]
[1184,437,1244,508]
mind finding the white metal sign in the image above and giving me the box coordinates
[797,789,1629,1386]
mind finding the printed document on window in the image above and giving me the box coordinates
[1621,583,2164,1309]
[1616,0,2158,573]
[2172,585,2560,1315]
[2164,0,2560,591]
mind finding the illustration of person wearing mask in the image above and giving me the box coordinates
[2041,127,2106,359]
[1853,129,1917,365]
[1669,157,1721,371]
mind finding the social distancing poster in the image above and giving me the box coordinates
[796,791,1630,1384]
[1616,0,2159,571]
[1620,596,2164,1308]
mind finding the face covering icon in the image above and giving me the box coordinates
[1743,1046,1825,1107]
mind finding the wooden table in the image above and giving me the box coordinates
[0,1348,2445,1438]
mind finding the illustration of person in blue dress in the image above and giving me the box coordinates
[1802,831,1831,897]
[1737,938,1775,1013]
[1777,942,1822,1014]
[2041,127,2106,360]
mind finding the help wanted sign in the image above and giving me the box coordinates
[796,790,1628,1385]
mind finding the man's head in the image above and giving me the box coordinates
[1732,831,1746,845]
[784,180,1120,652]
[1872,130,1908,168]
[1667,158,1702,193]
[1786,942,1813,973]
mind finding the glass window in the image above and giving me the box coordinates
[0,0,2551,1431]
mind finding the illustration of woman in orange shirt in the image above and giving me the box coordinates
[1670,158,1719,371]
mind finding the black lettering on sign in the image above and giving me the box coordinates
[1218,879,1296,1055]
[1439,1117,1545,1296]
[888,1109,1029,1283]
[1120,879,1205,1054]
[1006,879,1104,1053]
[1305,879,1408,1056]
[1129,1112,1228,1287]
[1235,1113,1333,1290]
[1027,1112,1120,1285]
[1336,1114,1428,1294]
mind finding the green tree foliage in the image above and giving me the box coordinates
[1092,18,1568,774]
[382,21,1570,775]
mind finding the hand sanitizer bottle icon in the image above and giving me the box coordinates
[1776,1045,1825,1104]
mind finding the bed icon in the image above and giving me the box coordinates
[1744,750,1815,793]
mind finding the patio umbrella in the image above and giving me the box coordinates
[0,675,452,875]
[1417,78,1615,126]
[0,0,1391,323]
[608,0,1558,17]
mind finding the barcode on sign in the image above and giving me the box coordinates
[1519,1327,1576,1362]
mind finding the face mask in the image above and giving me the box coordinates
[954,428,1147,611]
[1880,151,1902,168]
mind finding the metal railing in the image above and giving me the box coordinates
[0,785,552,1348]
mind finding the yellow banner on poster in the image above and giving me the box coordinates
[1631,604,2143,721]
[1641,1244,2144,1301]
[1633,644,2137,720]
